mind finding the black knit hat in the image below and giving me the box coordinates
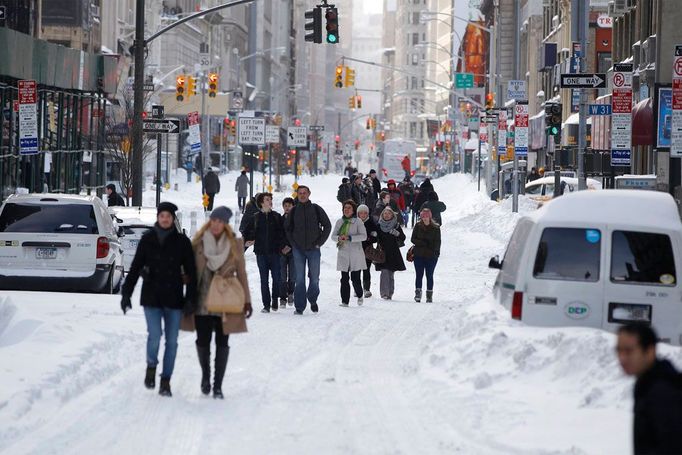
[210,206,232,224]
[157,202,178,218]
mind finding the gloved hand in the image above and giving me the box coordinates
[121,295,132,315]
[182,298,196,316]
[390,229,400,236]
[244,302,253,319]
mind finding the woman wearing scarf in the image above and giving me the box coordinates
[410,207,441,303]
[190,207,253,399]
[331,200,367,307]
[375,207,406,300]
[357,204,378,298]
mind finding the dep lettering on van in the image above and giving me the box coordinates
[565,302,590,319]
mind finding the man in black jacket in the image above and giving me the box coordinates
[284,185,331,314]
[244,193,286,313]
[617,323,682,455]
[106,184,126,207]
[203,169,221,211]
[121,202,197,397]
[369,169,382,197]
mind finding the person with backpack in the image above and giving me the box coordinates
[410,207,441,303]
[279,197,296,308]
[243,193,286,313]
[375,207,406,300]
[284,185,332,314]
[331,200,367,307]
[336,177,352,204]
[357,204,378,298]
[419,191,447,225]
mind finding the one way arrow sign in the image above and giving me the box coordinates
[560,73,607,89]
[143,119,180,134]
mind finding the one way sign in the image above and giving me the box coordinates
[560,73,607,89]
[143,119,180,134]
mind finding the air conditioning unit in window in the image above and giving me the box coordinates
[613,0,628,14]
[632,41,641,69]
[643,35,657,67]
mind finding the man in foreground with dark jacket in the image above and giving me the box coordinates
[121,202,197,398]
[616,323,682,455]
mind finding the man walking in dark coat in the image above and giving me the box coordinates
[616,323,682,455]
[121,202,197,397]
[337,177,352,204]
[203,169,221,211]
[106,184,126,207]
[235,170,250,213]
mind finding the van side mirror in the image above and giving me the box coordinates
[488,255,502,269]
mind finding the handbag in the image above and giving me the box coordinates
[406,246,415,263]
[206,273,246,314]
[364,243,386,264]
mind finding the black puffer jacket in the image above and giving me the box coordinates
[375,225,406,272]
[122,226,197,310]
[284,201,331,251]
[244,210,285,255]
[204,171,221,194]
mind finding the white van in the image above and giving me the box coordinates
[489,190,682,345]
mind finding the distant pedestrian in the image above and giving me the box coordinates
[106,184,126,207]
[399,176,415,226]
[351,174,367,206]
[420,191,447,225]
[243,193,286,313]
[204,168,221,211]
[357,204,378,298]
[190,206,253,399]
[373,191,399,224]
[332,200,367,307]
[616,323,682,455]
[527,167,541,182]
[375,207,406,300]
[337,177,352,203]
[401,155,411,180]
[121,202,197,397]
[344,162,355,178]
[284,185,332,314]
[235,170,250,213]
[386,179,406,213]
[411,207,441,303]
[414,178,434,210]
[364,174,378,212]
[368,169,382,197]
[279,198,296,307]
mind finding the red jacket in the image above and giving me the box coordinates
[401,156,411,172]
[386,180,406,211]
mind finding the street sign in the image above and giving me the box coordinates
[560,73,607,89]
[18,80,38,155]
[143,83,155,92]
[143,119,180,134]
[265,125,280,144]
[481,115,498,123]
[497,111,508,157]
[199,53,210,68]
[0,6,6,21]
[238,117,266,146]
[514,102,529,158]
[187,111,201,152]
[152,105,164,118]
[287,126,308,147]
[455,73,474,89]
[588,104,612,115]
[672,45,682,157]
[507,80,527,101]
[310,125,325,131]
[611,63,633,166]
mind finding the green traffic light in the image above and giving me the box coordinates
[327,34,338,43]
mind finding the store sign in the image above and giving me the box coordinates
[597,14,613,28]
[611,63,633,166]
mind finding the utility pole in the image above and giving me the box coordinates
[131,0,145,206]
[512,0,520,213]
[573,0,589,191]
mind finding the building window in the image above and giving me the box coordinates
[412,33,419,46]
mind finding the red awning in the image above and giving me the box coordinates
[632,97,653,146]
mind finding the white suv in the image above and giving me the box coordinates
[0,194,124,293]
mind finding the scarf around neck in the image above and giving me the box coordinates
[378,214,398,233]
[202,230,230,272]
[339,217,352,236]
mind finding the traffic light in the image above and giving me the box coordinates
[304,7,323,43]
[208,73,219,98]
[335,65,344,88]
[348,96,356,109]
[366,119,371,130]
[230,120,237,136]
[545,102,562,137]
[187,76,197,98]
[175,75,186,102]
[325,7,339,44]
[344,67,355,87]
[356,95,362,109]
[485,93,495,110]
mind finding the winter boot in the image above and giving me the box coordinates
[280,297,287,307]
[426,290,433,303]
[311,303,319,313]
[357,296,364,306]
[213,346,230,400]
[272,299,279,312]
[144,366,156,389]
[414,289,422,303]
[159,377,172,397]
[339,302,349,307]
[287,293,294,306]
[196,344,211,395]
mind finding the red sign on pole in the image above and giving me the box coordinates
[18,80,37,104]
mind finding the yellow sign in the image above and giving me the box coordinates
[292,182,299,191]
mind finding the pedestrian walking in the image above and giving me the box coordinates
[344,162,355,178]
[414,178,434,211]
[375,207,406,300]
[401,155,411,180]
[243,193,286,313]
[204,168,221,211]
[410,207,441,303]
[279,197,296,307]
[284,185,332,314]
[420,191,447,225]
[368,169,382,198]
[357,204,378,298]
[363,174,378,213]
[373,191,400,224]
[332,200,367,307]
[527,167,541,182]
[189,206,253,399]
[105,183,126,207]
[337,177,352,203]
[616,323,682,455]
[399,177,415,226]
[235,170,250,213]
[238,193,260,238]
[351,174,367,206]
[386,179,406,214]
[120,202,197,397]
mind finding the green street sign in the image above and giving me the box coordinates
[455,73,474,89]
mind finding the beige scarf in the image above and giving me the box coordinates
[202,230,230,272]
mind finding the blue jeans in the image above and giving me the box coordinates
[256,253,281,309]
[292,247,321,312]
[414,256,438,291]
[143,306,183,379]
[280,253,296,299]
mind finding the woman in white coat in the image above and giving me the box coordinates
[332,200,368,307]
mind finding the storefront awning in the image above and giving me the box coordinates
[632,97,653,146]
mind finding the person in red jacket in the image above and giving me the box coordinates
[386,179,406,213]
[401,155,411,179]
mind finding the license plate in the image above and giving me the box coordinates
[35,247,57,259]
[608,302,652,324]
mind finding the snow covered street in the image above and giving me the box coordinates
[2,172,682,454]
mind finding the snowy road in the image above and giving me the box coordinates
[2,173,681,454]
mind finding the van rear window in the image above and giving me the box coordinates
[611,231,677,286]
[0,203,99,234]
[533,228,601,282]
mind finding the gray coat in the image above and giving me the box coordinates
[331,218,367,272]
[235,174,249,197]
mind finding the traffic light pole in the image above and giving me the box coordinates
[574,0,589,191]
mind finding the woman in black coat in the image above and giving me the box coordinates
[375,207,406,300]
[357,204,378,298]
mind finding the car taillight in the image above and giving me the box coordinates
[511,291,523,320]
[97,237,110,259]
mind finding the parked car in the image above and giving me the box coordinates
[489,190,682,345]
[0,194,124,293]
[525,176,602,203]
[110,207,184,271]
